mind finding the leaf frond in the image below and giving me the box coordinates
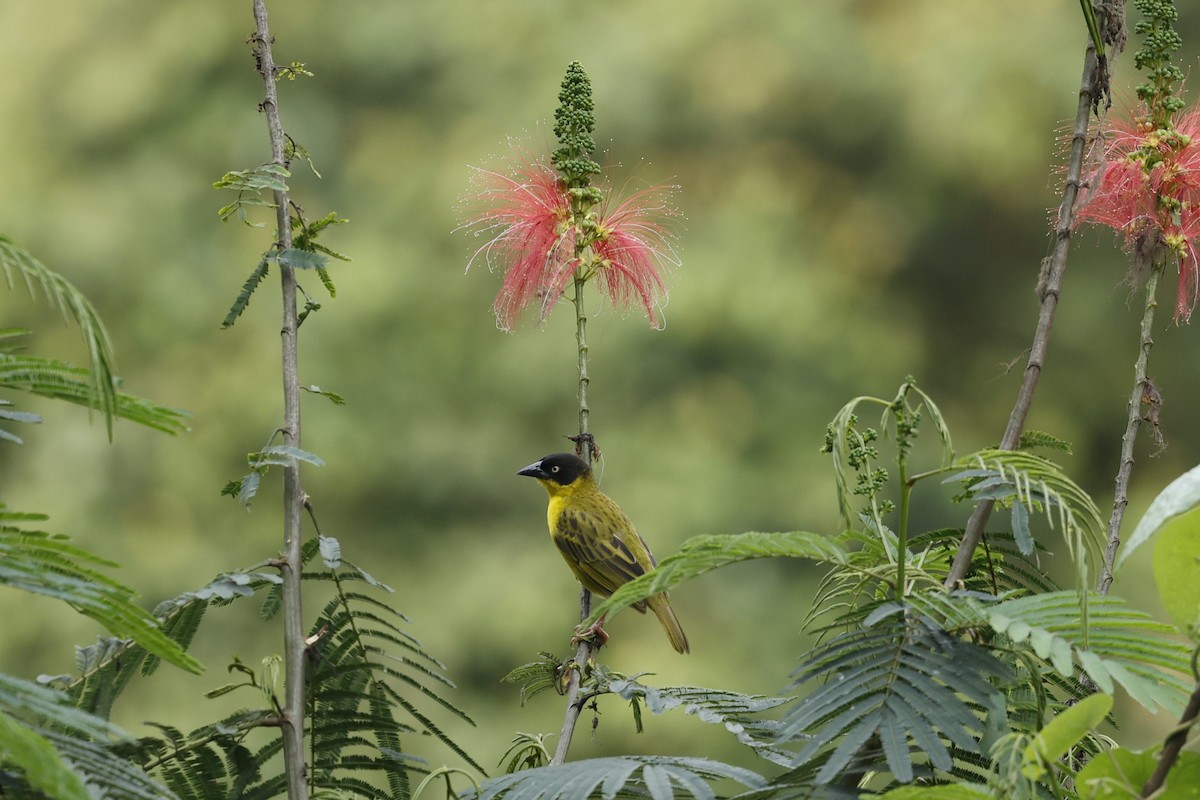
[0,236,118,436]
[472,756,766,800]
[610,678,794,765]
[0,672,181,800]
[0,349,188,436]
[0,507,200,676]
[221,256,271,329]
[948,449,1101,565]
[589,531,850,626]
[782,606,1014,785]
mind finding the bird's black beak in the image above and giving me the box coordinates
[517,460,547,479]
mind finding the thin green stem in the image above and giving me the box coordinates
[896,461,910,600]
[574,272,593,463]
[551,272,598,766]
[550,60,603,761]
[413,767,481,800]
[140,714,280,772]
[1098,264,1162,594]
[905,465,957,485]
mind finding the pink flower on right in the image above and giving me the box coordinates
[1077,105,1200,322]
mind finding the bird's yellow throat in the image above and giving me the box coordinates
[537,475,591,532]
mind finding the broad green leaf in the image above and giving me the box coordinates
[1160,753,1200,797]
[1118,464,1200,572]
[1076,747,1155,799]
[989,608,1073,676]
[1029,627,1055,660]
[1151,509,1200,630]
[1077,748,1200,799]
[1022,693,1112,781]
[1102,660,1160,714]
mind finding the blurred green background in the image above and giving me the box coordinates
[2,0,1199,773]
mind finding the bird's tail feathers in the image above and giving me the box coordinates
[647,594,689,654]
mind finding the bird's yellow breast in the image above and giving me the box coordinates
[539,476,585,534]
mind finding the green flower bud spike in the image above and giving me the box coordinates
[1133,0,1185,127]
[552,61,604,213]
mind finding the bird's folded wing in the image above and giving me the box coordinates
[555,506,646,597]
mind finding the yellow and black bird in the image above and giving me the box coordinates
[518,452,689,654]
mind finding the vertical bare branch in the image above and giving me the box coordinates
[945,43,1103,588]
[250,2,308,798]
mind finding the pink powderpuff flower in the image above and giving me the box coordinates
[463,151,679,331]
[463,156,577,330]
[1077,104,1200,321]
[590,184,681,330]
[1168,203,1200,320]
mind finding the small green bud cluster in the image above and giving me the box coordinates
[823,416,893,511]
[1133,0,1186,124]
[891,400,921,462]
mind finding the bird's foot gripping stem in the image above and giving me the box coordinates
[571,616,609,649]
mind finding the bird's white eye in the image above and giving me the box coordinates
[551,465,560,473]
